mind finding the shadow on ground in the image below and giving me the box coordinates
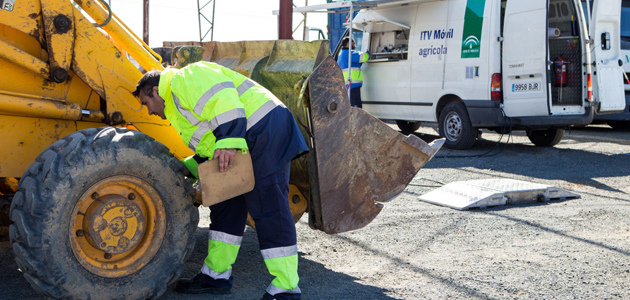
[0,226,397,300]
[160,226,398,300]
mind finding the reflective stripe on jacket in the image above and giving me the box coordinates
[336,48,369,89]
[159,62,284,158]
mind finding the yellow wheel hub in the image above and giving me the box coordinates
[70,176,166,278]
[84,196,144,254]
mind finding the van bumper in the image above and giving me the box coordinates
[463,100,595,128]
[510,106,594,128]
[463,100,504,127]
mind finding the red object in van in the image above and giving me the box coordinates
[554,55,568,87]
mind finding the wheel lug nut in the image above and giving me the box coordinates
[104,253,112,259]
[128,193,136,200]
[91,192,99,200]
[76,229,84,237]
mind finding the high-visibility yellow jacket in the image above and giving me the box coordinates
[336,48,369,89]
[158,61,283,159]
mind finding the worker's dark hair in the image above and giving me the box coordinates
[341,37,350,48]
[132,69,161,98]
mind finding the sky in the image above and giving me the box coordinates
[104,0,330,47]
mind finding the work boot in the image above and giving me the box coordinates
[260,292,301,300]
[174,273,231,294]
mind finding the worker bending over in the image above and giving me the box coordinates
[133,61,308,300]
[337,37,369,108]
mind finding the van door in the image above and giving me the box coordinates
[591,0,625,112]
[502,0,550,117]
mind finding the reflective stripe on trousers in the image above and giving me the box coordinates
[261,245,297,260]
[262,245,300,295]
[201,230,243,280]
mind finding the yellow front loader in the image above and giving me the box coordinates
[0,0,442,299]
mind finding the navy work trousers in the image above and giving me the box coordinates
[208,162,296,249]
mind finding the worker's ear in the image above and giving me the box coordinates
[152,86,159,98]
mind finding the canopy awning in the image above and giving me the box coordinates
[352,10,411,33]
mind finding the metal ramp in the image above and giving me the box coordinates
[418,179,580,210]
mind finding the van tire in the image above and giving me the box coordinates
[396,120,422,132]
[9,127,198,300]
[526,128,564,147]
[438,102,476,149]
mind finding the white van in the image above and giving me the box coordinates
[336,0,625,149]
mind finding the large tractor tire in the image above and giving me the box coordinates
[526,128,564,147]
[438,102,477,150]
[9,127,199,300]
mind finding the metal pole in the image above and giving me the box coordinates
[211,0,216,41]
[279,0,293,39]
[143,0,149,44]
[347,2,353,99]
[197,0,202,42]
[197,0,216,42]
[302,0,308,41]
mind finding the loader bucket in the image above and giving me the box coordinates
[298,57,443,233]
[234,41,276,78]
[210,42,243,70]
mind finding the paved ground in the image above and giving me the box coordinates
[1,124,629,299]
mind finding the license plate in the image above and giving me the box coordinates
[512,82,542,92]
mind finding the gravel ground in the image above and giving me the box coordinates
[1,124,629,300]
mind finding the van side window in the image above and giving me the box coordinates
[368,29,410,61]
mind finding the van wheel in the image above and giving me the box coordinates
[9,127,198,300]
[607,121,630,130]
[526,128,564,147]
[396,120,422,132]
[438,102,476,149]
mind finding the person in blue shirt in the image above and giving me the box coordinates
[336,37,369,108]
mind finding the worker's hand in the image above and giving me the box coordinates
[213,148,237,172]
